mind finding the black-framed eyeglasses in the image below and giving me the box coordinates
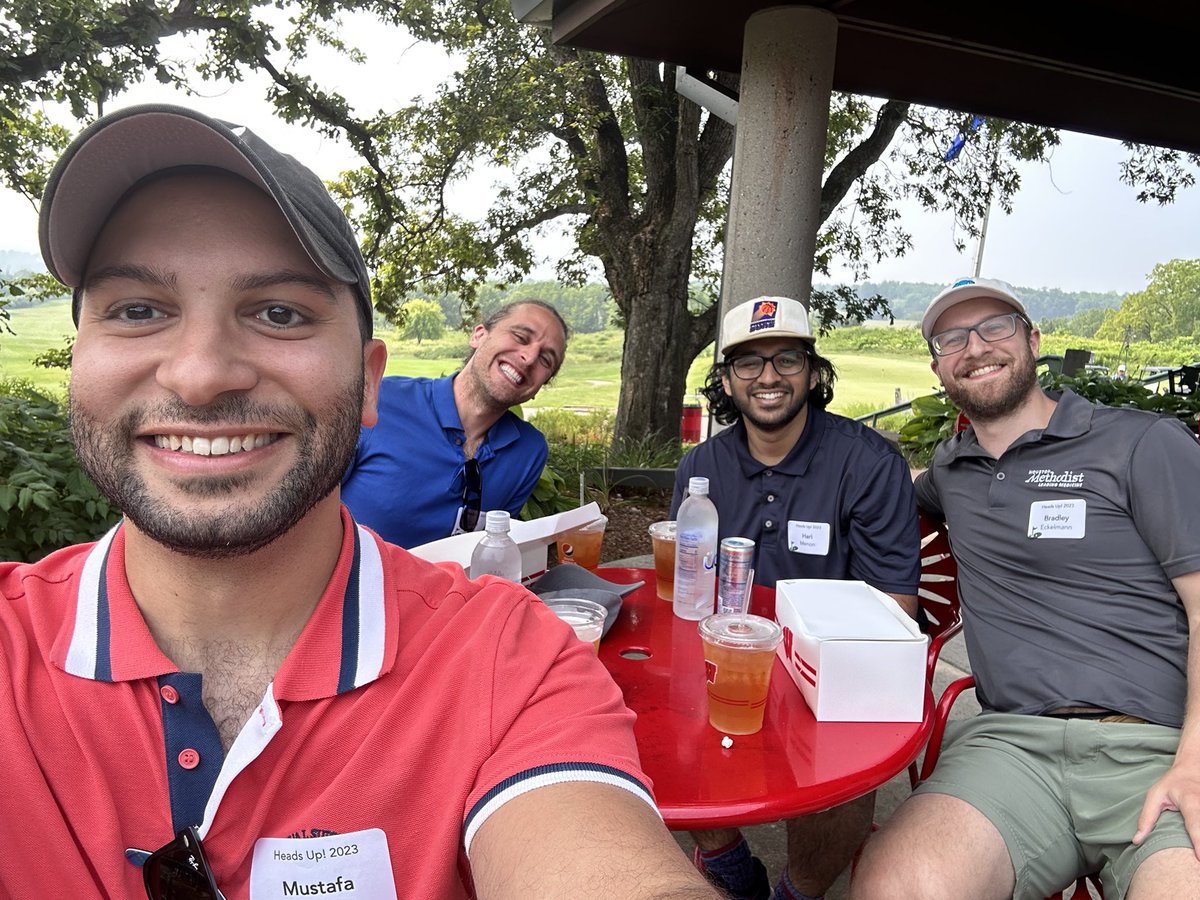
[931,312,1027,357]
[458,458,482,533]
[141,826,225,900]
[725,349,809,380]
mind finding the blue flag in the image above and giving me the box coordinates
[944,116,984,162]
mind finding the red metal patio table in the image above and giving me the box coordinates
[596,567,934,831]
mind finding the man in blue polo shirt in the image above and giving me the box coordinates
[342,300,568,547]
[673,296,920,900]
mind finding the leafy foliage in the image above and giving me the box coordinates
[1095,259,1200,343]
[0,380,119,561]
[518,463,574,519]
[898,369,1200,469]
[525,408,684,514]
[897,394,962,469]
[2,0,1196,448]
[429,281,615,333]
[299,4,1073,444]
[399,298,446,343]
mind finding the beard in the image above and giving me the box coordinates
[731,381,809,432]
[69,377,365,559]
[461,353,535,411]
[941,344,1040,423]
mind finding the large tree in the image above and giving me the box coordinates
[3,1,1197,443]
[1096,258,1200,343]
[328,2,1063,445]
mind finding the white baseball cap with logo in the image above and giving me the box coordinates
[719,296,814,356]
[921,277,1030,341]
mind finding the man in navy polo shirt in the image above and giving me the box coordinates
[672,296,921,900]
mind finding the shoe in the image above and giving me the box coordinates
[692,844,771,900]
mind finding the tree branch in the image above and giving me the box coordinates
[819,99,909,221]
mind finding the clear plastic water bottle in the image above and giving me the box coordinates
[470,511,523,583]
[673,476,718,620]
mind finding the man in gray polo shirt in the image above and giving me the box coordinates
[853,278,1200,899]
[674,296,920,900]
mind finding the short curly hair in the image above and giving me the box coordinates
[700,347,837,426]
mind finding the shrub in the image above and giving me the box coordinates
[523,411,685,517]
[0,380,120,562]
[529,408,615,444]
[519,464,576,520]
[898,370,1200,469]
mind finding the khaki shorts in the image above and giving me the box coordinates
[913,712,1192,899]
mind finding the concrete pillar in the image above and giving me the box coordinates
[718,6,837,322]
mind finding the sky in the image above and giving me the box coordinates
[3,22,1197,297]
[825,132,1200,295]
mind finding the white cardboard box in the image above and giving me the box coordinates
[775,578,928,722]
[408,502,602,585]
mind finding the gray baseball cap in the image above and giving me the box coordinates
[39,103,373,334]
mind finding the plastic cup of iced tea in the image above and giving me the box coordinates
[648,520,677,601]
[556,515,608,570]
[698,614,783,735]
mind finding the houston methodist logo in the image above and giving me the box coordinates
[748,299,778,333]
[1024,469,1085,488]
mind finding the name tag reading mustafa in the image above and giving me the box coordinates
[251,828,397,899]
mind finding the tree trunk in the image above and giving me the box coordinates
[607,233,718,447]
[613,288,690,447]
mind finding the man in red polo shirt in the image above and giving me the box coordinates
[0,104,718,900]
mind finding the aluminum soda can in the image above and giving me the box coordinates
[717,537,756,616]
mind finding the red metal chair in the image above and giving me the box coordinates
[910,510,963,787]
[913,512,1103,900]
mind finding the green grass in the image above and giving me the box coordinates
[1,305,944,416]
[0,300,75,395]
[826,353,941,413]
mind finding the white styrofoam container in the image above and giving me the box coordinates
[408,502,602,585]
[775,578,928,722]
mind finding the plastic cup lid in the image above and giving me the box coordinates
[648,520,677,539]
[699,614,782,650]
[544,597,607,624]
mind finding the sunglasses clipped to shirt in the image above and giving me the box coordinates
[139,826,226,900]
[453,458,483,535]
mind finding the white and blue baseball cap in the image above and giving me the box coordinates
[921,277,1029,340]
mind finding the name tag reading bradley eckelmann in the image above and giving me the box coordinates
[1027,499,1086,539]
[250,828,397,899]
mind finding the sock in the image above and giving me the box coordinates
[772,866,821,900]
[700,840,753,897]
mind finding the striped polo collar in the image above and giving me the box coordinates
[55,507,393,698]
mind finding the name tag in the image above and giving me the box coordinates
[788,521,830,556]
[250,828,397,899]
[1027,499,1086,539]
